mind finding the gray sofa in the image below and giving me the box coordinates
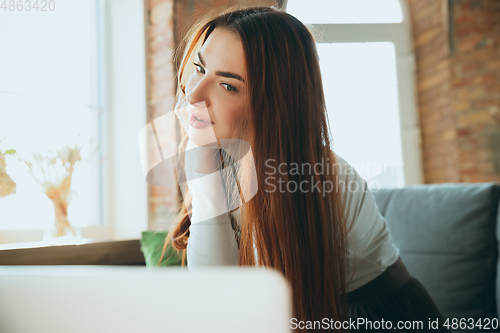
[372,181,500,332]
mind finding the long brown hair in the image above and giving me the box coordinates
[160,5,351,331]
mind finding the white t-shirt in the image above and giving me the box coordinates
[185,142,400,293]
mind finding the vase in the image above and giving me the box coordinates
[42,197,81,243]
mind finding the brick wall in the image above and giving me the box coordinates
[450,0,500,183]
[146,0,177,230]
[407,0,500,183]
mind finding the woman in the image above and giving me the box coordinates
[160,5,449,332]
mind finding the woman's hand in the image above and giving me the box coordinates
[185,139,221,175]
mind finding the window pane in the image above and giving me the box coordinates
[318,42,404,188]
[0,2,102,230]
[287,0,403,24]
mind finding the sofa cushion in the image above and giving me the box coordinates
[371,182,500,324]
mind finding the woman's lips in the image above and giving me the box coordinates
[189,113,214,129]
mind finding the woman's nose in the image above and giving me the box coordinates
[185,76,210,108]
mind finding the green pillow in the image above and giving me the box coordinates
[140,231,186,267]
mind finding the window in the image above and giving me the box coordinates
[287,0,422,189]
[0,1,102,239]
[0,0,148,245]
[287,0,403,24]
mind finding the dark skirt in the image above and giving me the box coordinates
[346,257,451,332]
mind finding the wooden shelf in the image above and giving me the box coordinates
[0,239,146,266]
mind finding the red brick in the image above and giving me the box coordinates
[455,22,496,39]
[453,73,497,88]
[460,61,483,76]
[418,67,450,91]
[454,86,486,100]
[458,0,483,12]
[457,128,471,136]
[423,156,447,169]
[413,5,445,34]
[417,47,450,70]
[424,168,448,183]
[457,110,492,127]
[469,174,500,182]
[452,45,497,63]
[452,101,471,113]
[420,96,451,115]
[442,128,457,141]
[457,34,484,52]
[454,13,476,26]
[407,0,436,16]
[416,34,448,59]
[460,166,479,174]
[418,81,450,106]
[414,27,442,48]
[420,110,441,126]
[486,59,500,72]
[485,84,500,97]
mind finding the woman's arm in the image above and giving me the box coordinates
[185,141,239,267]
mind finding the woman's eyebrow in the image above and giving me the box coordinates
[216,70,245,83]
[197,51,246,83]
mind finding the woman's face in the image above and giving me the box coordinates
[184,28,248,147]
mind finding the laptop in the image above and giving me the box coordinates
[0,266,293,333]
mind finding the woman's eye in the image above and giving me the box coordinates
[193,62,205,74]
[222,83,237,93]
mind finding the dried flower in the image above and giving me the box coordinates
[0,152,17,198]
[22,146,82,199]
[0,136,17,198]
[19,145,83,237]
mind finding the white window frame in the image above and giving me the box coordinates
[0,0,149,245]
[296,0,423,185]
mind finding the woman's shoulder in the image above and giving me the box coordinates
[328,150,367,196]
[328,150,379,235]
